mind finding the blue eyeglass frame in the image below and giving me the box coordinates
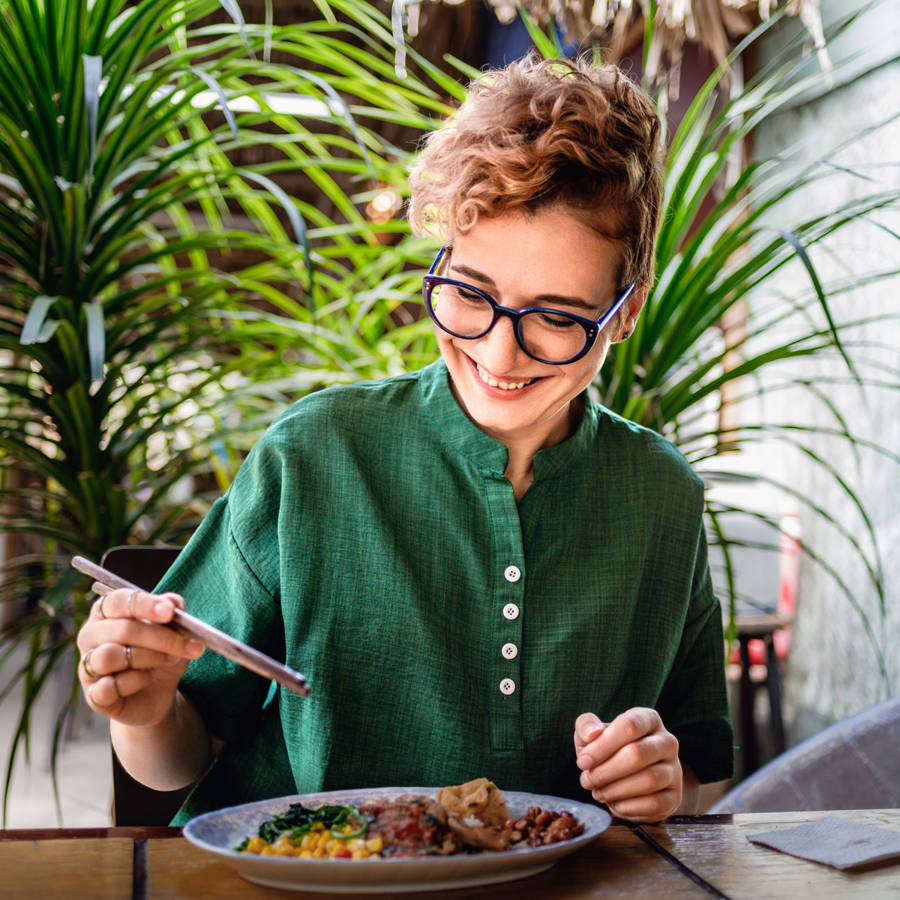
[422,248,635,365]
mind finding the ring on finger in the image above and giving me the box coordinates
[81,649,99,681]
[124,644,134,670]
[127,588,139,618]
[94,596,107,619]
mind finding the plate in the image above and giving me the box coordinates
[183,787,612,893]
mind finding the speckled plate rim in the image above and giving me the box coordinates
[183,787,612,894]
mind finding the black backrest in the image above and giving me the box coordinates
[100,545,192,826]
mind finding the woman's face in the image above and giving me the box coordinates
[435,208,637,452]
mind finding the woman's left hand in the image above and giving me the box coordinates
[574,708,683,822]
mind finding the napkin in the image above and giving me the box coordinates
[748,816,900,870]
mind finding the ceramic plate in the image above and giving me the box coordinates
[183,787,611,893]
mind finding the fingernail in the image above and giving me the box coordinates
[576,753,592,769]
[186,639,204,656]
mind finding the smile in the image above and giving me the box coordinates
[475,362,536,391]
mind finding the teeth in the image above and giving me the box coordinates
[476,363,533,391]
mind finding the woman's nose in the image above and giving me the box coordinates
[476,312,527,371]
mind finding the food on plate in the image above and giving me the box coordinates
[438,777,509,826]
[237,803,383,859]
[236,780,585,859]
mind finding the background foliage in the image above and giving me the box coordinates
[0,0,453,820]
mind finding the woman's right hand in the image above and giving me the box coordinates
[75,588,205,728]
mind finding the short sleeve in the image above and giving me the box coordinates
[657,525,735,784]
[156,453,285,746]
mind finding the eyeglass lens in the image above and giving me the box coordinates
[429,282,589,363]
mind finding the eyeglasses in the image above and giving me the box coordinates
[422,248,635,365]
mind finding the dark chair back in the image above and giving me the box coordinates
[100,545,191,826]
[710,697,900,813]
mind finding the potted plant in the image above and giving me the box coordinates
[0,0,450,821]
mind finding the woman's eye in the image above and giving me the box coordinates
[539,313,577,329]
[457,287,488,304]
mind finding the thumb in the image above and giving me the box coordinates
[574,712,606,752]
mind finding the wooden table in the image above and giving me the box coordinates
[3,809,899,898]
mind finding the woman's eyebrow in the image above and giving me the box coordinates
[450,262,600,313]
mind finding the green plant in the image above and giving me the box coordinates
[0,0,455,822]
[522,8,899,689]
[597,18,899,689]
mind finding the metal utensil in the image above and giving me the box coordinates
[71,555,310,697]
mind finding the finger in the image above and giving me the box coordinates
[86,665,167,713]
[80,648,100,681]
[86,675,125,715]
[580,730,679,792]
[587,758,680,804]
[88,594,108,621]
[605,786,681,823]
[96,588,185,623]
[574,712,606,754]
[80,641,184,678]
[576,707,661,770]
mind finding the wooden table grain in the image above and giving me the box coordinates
[3,810,899,898]
[645,809,900,899]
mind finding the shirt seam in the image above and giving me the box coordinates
[225,498,279,602]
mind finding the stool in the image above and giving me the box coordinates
[730,611,793,776]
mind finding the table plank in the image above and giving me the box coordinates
[645,810,900,899]
[0,837,133,898]
[146,826,703,898]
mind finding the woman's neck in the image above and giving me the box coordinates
[502,396,584,501]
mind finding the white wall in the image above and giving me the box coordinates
[742,0,900,738]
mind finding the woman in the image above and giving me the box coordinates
[76,56,732,825]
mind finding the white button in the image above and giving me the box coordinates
[504,565,521,583]
[501,642,518,660]
[499,678,516,695]
[502,603,520,621]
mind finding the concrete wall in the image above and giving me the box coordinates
[743,0,900,740]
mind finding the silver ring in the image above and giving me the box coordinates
[127,589,139,618]
[95,596,107,619]
[124,645,134,670]
[81,649,99,680]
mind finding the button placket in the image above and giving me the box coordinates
[485,477,526,750]
[499,567,523,699]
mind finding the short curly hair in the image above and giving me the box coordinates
[408,55,664,287]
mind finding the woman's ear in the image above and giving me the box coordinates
[614,284,649,342]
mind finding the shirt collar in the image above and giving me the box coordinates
[419,359,601,481]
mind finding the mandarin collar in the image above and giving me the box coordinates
[419,359,600,481]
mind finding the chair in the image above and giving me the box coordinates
[709,697,900,813]
[100,545,191,826]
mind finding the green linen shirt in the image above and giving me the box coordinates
[162,360,733,825]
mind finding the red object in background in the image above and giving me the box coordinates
[730,513,800,666]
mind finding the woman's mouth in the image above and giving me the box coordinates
[475,361,537,391]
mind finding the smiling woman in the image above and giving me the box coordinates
[73,53,733,828]
[422,210,642,492]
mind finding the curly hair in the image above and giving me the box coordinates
[408,55,664,287]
